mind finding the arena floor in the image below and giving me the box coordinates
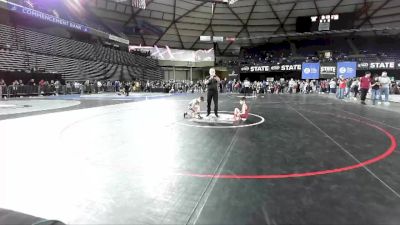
[1,93,400,225]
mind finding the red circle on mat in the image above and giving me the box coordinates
[181,117,398,179]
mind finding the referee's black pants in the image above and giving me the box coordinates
[207,90,218,116]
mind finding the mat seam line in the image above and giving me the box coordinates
[184,129,240,225]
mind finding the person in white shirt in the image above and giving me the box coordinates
[329,79,337,94]
[184,96,205,119]
[243,78,251,96]
[288,78,295,94]
[299,81,304,93]
[303,81,309,94]
[351,79,360,99]
[379,71,391,104]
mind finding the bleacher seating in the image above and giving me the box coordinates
[240,36,400,65]
[0,24,163,81]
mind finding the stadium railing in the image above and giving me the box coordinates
[0,83,181,98]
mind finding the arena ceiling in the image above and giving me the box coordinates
[87,0,400,55]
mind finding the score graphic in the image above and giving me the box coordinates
[296,13,354,33]
[311,14,339,31]
[311,14,339,22]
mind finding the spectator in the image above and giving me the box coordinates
[345,78,352,98]
[300,81,305,93]
[39,79,45,90]
[379,71,391,105]
[264,80,269,94]
[0,79,5,99]
[66,81,72,94]
[146,80,151,92]
[84,80,90,94]
[252,82,257,97]
[12,80,19,96]
[370,75,380,105]
[243,78,251,96]
[351,78,360,99]
[303,81,310,94]
[329,79,337,94]
[124,82,131,96]
[94,80,99,94]
[360,72,372,105]
[337,76,346,99]
[54,80,60,95]
[28,79,35,86]
[393,82,400,94]
[97,80,102,93]
[115,80,121,92]
[288,78,295,94]
[220,78,226,93]
[227,80,233,93]
[234,80,241,93]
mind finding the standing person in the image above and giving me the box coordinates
[371,75,380,105]
[252,82,257,97]
[300,81,304,94]
[351,78,360,100]
[124,81,131,96]
[304,80,310,94]
[94,80,99,94]
[243,78,251,96]
[288,78,295,94]
[379,71,391,105]
[146,80,151,92]
[264,80,269,94]
[329,79,337,94]
[337,76,346,99]
[221,78,226,93]
[0,79,5,100]
[114,80,120,92]
[206,68,220,117]
[12,80,19,97]
[293,80,298,94]
[227,80,231,93]
[360,72,372,105]
[345,78,352,98]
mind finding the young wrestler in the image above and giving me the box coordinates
[234,97,249,121]
[184,96,205,119]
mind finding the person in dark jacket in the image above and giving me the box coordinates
[206,68,220,117]
[124,82,131,96]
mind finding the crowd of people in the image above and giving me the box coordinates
[317,71,399,105]
[0,78,206,97]
[1,74,399,102]
[239,75,398,97]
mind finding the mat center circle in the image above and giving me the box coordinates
[177,111,265,129]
